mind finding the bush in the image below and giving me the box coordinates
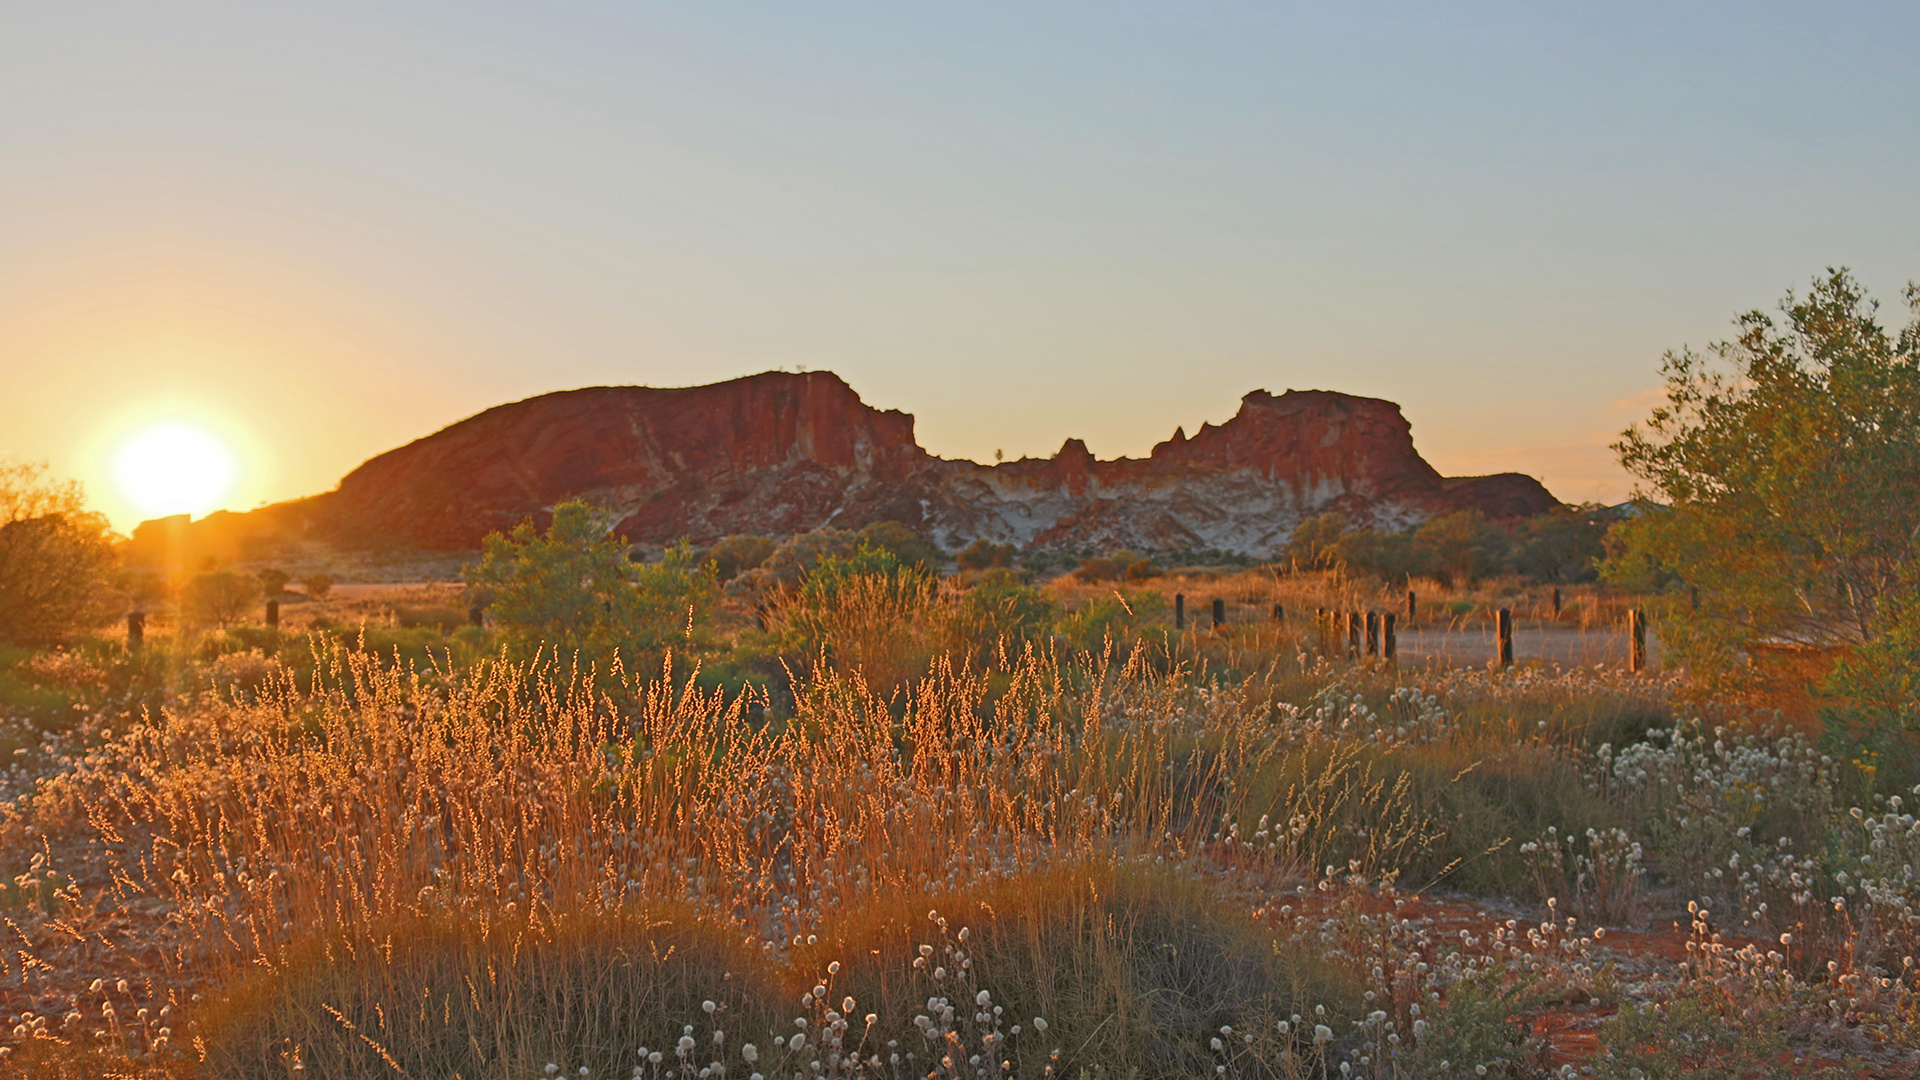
[956,538,1018,571]
[0,462,119,645]
[955,570,1055,659]
[1511,506,1612,584]
[467,500,717,667]
[1412,510,1510,589]
[856,520,942,572]
[705,534,777,582]
[772,542,940,696]
[1329,528,1421,586]
[301,571,334,599]
[732,528,860,593]
[182,570,265,629]
[256,567,290,597]
[1074,549,1155,582]
[1284,511,1350,571]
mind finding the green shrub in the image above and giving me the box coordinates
[705,534,778,582]
[183,570,265,629]
[467,500,717,668]
[300,572,334,599]
[956,537,1018,571]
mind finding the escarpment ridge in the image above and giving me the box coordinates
[131,371,1558,557]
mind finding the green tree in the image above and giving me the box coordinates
[0,462,118,644]
[1511,506,1612,584]
[1411,510,1509,588]
[181,569,263,628]
[1604,270,1920,661]
[467,501,717,664]
[1284,511,1350,571]
[1328,527,1422,586]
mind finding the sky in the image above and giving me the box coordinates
[2,2,1916,532]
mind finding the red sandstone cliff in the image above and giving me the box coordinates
[138,371,1558,556]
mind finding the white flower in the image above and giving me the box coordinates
[1313,1024,1333,1044]
[742,1044,758,1063]
[702,1000,716,1014]
[1032,1017,1047,1033]
[789,1033,805,1052]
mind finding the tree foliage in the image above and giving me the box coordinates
[0,462,118,645]
[182,570,264,628]
[467,500,717,665]
[1604,269,1920,655]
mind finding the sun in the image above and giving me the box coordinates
[112,419,239,518]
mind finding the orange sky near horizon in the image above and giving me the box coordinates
[4,256,1657,535]
[6,4,1914,535]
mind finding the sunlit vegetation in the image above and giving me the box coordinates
[4,272,1920,1076]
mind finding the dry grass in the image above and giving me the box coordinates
[12,580,1920,1077]
[9,644,1419,1077]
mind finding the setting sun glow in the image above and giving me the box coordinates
[111,420,238,519]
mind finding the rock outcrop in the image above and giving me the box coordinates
[138,371,1558,557]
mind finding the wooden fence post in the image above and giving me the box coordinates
[469,604,485,628]
[1630,609,1647,673]
[265,599,279,630]
[126,611,145,650]
[1552,588,1561,616]
[1346,611,1361,658]
[1496,608,1513,668]
[1175,594,1186,630]
[1407,590,1417,624]
[1212,597,1226,629]
[1272,603,1284,623]
[1383,612,1396,663]
[1365,611,1379,656]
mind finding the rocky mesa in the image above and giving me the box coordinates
[139,371,1558,557]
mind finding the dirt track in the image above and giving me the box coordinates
[1392,626,1666,670]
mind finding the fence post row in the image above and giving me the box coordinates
[1175,593,1186,630]
[1407,590,1417,624]
[1211,597,1226,629]
[1496,608,1513,668]
[1382,612,1396,663]
[1346,611,1361,658]
[1365,611,1379,656]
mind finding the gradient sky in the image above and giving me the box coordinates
[4,2,1916,532]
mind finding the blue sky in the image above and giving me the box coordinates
[3,2,1915,528]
